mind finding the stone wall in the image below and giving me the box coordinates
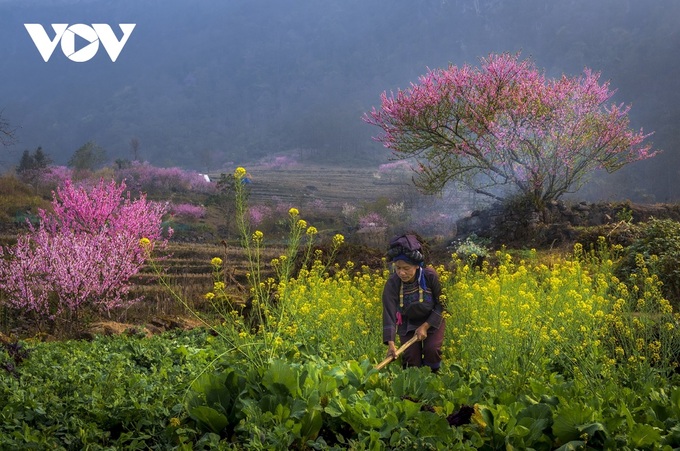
[455,201,680,248]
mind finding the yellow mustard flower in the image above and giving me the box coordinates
[234,167,247,178]
[333,234,345,247]
[289,207,299,217]
[204,292,215,300]
[139,237,151,247]
[297,219,307,229]
[252,230,264,242]
[306,226,318,236]
[211,257,223,267]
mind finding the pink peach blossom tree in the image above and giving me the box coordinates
[364,53,656,210]
[0,179,169,325]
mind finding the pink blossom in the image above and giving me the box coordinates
[170,203,206,220]
[0,178,169,318]
[363,52,656,207]
[115,161,215,194]
[248,204,272,226]
[359,212,388,229]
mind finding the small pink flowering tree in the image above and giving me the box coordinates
[364,53,656,211]
[170,203,207,220]
[0,179,169,328]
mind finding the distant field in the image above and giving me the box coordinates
[208,165,414,208]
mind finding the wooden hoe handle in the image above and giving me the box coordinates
[374,335,419,370]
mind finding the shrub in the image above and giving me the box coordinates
[616,218,680,306]
[248,204,272,226]
[170,203,206,220]
[453,233,491,261]
[115,161,215,196]
[358,212,387,229]
[33,166,73,194]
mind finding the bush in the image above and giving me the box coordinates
[170,203,206,220]
[453,233,491,262]
[616,218,680,306]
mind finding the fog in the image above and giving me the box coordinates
[1,0,679,202]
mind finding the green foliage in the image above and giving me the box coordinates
[17,147,52,184]
[68,141,107,172]
[615,205,634,223]
[616,218,680,306]
[186,368,247,435]
[0,329,220,449]
[0,173,48,223]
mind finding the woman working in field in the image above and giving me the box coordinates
[382,233,446,372]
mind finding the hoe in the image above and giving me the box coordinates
[374,335,419,370]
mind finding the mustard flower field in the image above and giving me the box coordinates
[3,238,680,449]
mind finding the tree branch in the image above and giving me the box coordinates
[0,112,18,147]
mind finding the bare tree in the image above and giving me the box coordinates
[0,112,18,147]
[129,137,140,161]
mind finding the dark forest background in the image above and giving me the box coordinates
[0,0,679,202]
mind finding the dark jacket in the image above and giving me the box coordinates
[382,266,444,344]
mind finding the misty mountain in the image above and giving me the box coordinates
[1,0,679,201]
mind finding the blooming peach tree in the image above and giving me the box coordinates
[364,53,656,210]
[0,179,169,323]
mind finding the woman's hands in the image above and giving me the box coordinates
[386,341,397,359]
[387,324,430,359]
[415,322,430,341]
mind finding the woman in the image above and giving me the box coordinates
[382,233,446,372]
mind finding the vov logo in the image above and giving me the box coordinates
[24,24,136,62]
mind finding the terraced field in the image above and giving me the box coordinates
[209,164,414,208]
[134,165,425,321]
